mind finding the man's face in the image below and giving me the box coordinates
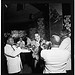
[9,38,14,45]
[35,34,40,41]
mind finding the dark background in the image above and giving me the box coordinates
[1,1,73,75]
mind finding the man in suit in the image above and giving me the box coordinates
[4,37,31,74]
[41,35,70,73]
[59,30,71,71]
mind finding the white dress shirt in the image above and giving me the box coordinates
[4,44,22,74]
[41,48,70,73]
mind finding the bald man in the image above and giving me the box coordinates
[41,35,70,73]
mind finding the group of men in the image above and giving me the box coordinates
[4,30,71,74]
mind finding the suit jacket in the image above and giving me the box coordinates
[41,48,70,73]
[4,44,22,74]
[59,37,71,71]
[59,37,71,52]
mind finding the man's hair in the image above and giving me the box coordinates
[35,32,40,36]
[50,35,60,45]
[7,37,13,44]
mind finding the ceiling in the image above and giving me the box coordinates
[4,3,42,23]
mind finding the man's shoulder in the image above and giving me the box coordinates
[52,49,70,55]
[41,49,51,54]
[42,48,70,54]
[4,44,12,53]
[63,37,71,42]
[4,44,11,48]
